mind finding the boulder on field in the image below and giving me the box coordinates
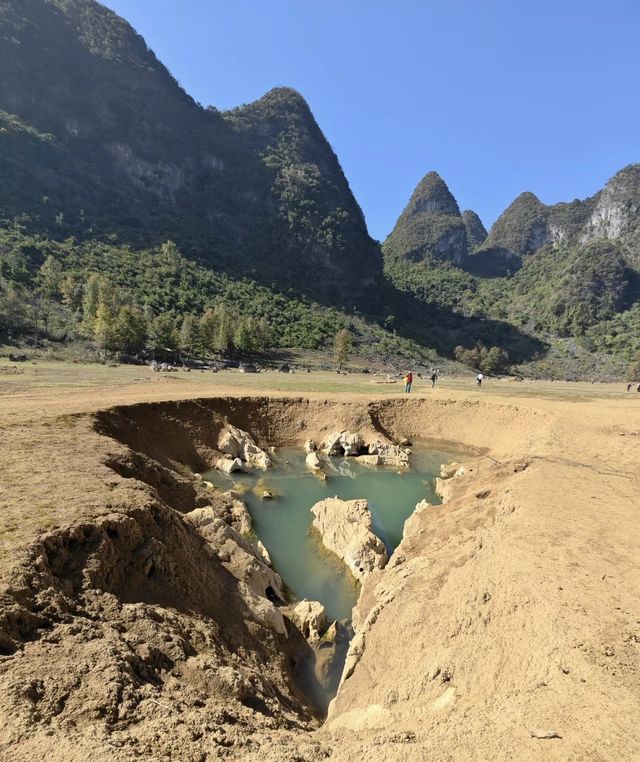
[292,599,327,642]
[310,497,388,582]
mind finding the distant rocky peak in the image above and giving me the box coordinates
[483,191,550,256]
[583,163,640,243]
[462,209,487,250]
[406,171,461,217]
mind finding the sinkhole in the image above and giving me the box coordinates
[203,446,456,711]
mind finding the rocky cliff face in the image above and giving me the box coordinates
[581,165,640,266]
[483,165,640,267]
[0,0,380,303]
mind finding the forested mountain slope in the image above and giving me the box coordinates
[0,0,379,305]
[383,166,640,373]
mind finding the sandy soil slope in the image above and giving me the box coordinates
[0,368,638,760]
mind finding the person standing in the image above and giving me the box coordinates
[404,371,413,393]
[431,369,438,388]
[476,372,483,388]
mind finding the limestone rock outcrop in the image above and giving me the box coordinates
[217,424,271,471]
[216,490,253,535]
[214,455,245,474]
[292,599,327,642]
[367,441,410,468]
[305,450,326,474]
[436,461,471,502]
[322,431,365,456]
[310,498,388,582]
[403,499,434,538]
[354,454,382,467]
[238,582,287,636]
[440,461,462,478]
[185,506,284,601]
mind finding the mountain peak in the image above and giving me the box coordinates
[249,87,312,115]
[407,171,460,217]
[484,192,549,255]
[382,171,467,264]
[512,191,544,207]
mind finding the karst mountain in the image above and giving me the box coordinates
[1,0,639,375]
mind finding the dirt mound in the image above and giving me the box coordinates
[0,499,322,760]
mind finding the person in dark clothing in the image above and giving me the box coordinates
[431,370,438,388]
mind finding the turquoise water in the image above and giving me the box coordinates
[203,448,452,621]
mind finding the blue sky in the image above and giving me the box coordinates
[103,0,640,240]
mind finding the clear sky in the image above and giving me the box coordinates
[103,0,640,240]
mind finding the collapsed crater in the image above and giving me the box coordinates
[1,396,538,760]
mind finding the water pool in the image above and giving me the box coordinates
[203,447,453,622]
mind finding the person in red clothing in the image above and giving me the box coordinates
[404,371,413,393]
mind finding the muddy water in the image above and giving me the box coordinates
[204,448,453,621]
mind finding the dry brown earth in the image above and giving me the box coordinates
[0,363,638,760]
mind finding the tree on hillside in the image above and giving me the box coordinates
[113,306,147,353]
[629,351,640,381]
[199,308,219,354]
[81,273,116,338]
[147,312,178,356]
[214,302,235,352]
[480,346,510,374]
[455,342,509,374]
[178,314,199,358]
[37,255,63,299]
[159,240,182,270]
[94,302,115,350]
[0,284,27,338]
[234,317,256,352]
[199,303,236,354]
[60,275,83,311]
[334,327,352,367]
